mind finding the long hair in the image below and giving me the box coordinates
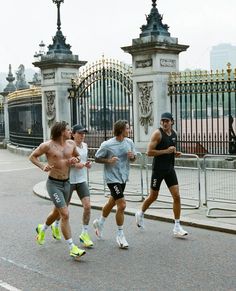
[50,121,68,141]
[113,120,128,136]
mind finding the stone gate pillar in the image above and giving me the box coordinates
[3,95,9,144]
[33,1,86,141]
[33,54,86,141]
[122,0,189,151]
[1,65,16,146]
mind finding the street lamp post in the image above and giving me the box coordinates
[68,79,77,126]
[0,95,4,136]
[52,0,64,31]
[102,61,107,140]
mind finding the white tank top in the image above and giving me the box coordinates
[69,142,88,184]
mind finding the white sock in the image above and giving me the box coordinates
[66,238,74,250]
[42,223,49,232]
[82,224,88,233]
[175,220,180,228]
[54,220,60,228]
[117,225,124,236]
[99,216,106,226]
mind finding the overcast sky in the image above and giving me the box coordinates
[0,0,235,73]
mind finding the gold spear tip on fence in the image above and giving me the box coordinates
[227,62,232,77]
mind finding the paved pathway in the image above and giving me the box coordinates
[1,148,235,234]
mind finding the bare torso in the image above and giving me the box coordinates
[29,138,79,180]
[45,140,77,179]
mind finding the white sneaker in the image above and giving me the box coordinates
[173,225,188,237]
[135,211,144,228]
[93,218,103,239]
[116,234,129,249]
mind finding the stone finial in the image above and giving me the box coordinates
[3,64,16,93]
[140,0,170,38]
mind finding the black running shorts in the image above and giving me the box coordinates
[151,167,178,191]
[107,183,126,200]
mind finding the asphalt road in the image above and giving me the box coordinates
[0,152,236,291]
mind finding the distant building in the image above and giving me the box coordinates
[210,43,236,71]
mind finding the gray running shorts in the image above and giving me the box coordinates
[46,176,70,208]
[69,182,90,202]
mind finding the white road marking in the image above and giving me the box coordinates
[0,280,22,291]
[0,257,36,272]
[0,256,79,289]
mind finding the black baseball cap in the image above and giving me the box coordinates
[161,112,173,121]
[72,124,88,133]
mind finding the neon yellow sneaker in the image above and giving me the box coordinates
[79,232,94,248]
[70,245,86,259]
[51,225,61,240]
[35,224,45,245]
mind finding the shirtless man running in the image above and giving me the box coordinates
[29,121,86,259]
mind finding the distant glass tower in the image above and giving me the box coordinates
[210,43,236,71]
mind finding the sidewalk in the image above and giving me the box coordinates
[1,148,235,234]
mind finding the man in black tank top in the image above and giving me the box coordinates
[135,112,188,237]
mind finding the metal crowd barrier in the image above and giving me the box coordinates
[144,153,201,209]
[118,152,145,202]
[86,149,145,202]
[87,147,106,196]
[203,154,236,218]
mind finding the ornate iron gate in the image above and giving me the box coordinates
[68,57,133,149]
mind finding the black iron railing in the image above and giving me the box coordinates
[169,64,236,155]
